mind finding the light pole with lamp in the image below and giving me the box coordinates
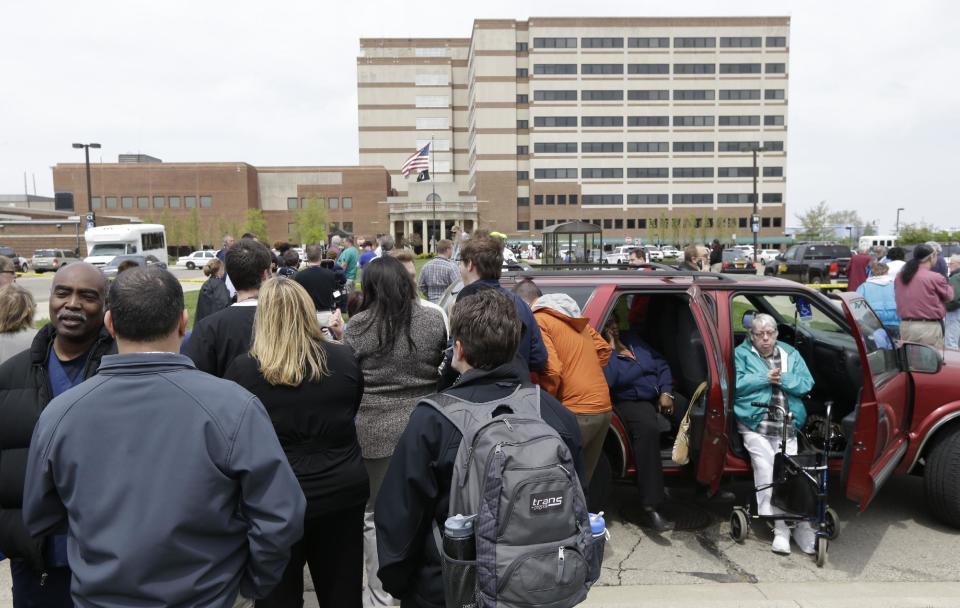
[751,146,767,260]
[72,142,101,230]
[895,207,905,235]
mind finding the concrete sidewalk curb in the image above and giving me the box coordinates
[581,581,960,607]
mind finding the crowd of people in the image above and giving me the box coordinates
[0,227,958,606]
[847,243,958,349]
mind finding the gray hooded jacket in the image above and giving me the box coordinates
[23,353,306,607]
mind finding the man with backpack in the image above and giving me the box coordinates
[374,289,590,608]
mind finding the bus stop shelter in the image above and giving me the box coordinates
[542,221,603,264]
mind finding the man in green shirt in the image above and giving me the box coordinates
[337,236,360,294]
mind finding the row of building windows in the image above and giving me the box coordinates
[518,127,786,151]
[524,87,785,101]
[531,36,787,49]
[286,196,353,210]
[522,215,783,231]
[522,192,783,206]
[526,167,785,179]
[91,195,212,210]
[532,63,786,75]
[287,221,355,234]
[531,88,789,110]
[517,116,783,129]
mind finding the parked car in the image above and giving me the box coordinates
[31,248,79,273]
[720,249,757,274]
[496,268,960,528]
[764,243,852,285]
[758,249,781,265]
[176,250,217,270]
[100,254,167,279]
[646,247,664,262]
[660,245,680,258]
[0,246,22,272]
[605,245,640,265]
[732,244,755,260]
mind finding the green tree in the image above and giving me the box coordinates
[291,198,329,246]
[795,201,834,241]
[242,209,268,242]
[186,208,201,251]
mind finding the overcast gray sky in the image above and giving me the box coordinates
[1,0,957,232]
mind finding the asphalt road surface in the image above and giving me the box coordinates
[2,473,959,606]
[15,266,205,321]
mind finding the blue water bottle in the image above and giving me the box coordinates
[589,512,606,538]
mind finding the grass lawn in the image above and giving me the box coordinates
[185,289,200,330]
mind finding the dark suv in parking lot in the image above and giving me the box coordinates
[0,246,22,272]
[501,268,960,527]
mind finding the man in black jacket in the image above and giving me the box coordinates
[184,238,271,377]
[0,262,114,606]
[374,289,584,608]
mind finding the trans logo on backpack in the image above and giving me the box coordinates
[530,491,565,514]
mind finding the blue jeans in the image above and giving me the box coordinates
[946,310,960,350]
[10,559,73,608]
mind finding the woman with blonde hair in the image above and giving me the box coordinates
[0,283,38,364]
[224,277,367,608]
[194,257,232,324]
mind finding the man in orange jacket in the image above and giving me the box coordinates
[532,293,612,485]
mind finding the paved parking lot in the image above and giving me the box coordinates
[15,266,204,321]
[5,474,957,606]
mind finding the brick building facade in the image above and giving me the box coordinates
[51,161,393,248]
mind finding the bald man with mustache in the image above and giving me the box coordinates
[0,262,115,606]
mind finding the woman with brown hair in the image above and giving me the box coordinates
[0,283,37,364]
[224,277,367,607]
[194,257,232,323]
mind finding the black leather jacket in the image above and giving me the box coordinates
[0,325,114,569]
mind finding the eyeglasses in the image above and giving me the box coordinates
[751,330,777,338]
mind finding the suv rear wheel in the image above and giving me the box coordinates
[924,427,960,527]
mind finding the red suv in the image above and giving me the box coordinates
[502,269,960,526]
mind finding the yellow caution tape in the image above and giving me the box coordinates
[807,283,847,289]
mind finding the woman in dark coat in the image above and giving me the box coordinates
[194,258,231,323]
[225,277,367,607]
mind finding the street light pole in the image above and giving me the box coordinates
[72,142,101,228]
[751,146,767,259]
[895,207,905,235]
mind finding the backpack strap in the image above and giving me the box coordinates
[419,385,542,447]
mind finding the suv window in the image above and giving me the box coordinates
[847,297,899,382]
[782,246,799,261]
[802,245,850,259]
[732,293,852,344]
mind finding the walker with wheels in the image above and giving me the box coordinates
[728,401,839,568]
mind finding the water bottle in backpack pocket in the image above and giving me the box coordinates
[440,514,478,608]
[422,385,603,608]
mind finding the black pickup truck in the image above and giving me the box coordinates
[763,242,852,284]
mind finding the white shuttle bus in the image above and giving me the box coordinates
[84,224,167,266]
[858,234,897,251]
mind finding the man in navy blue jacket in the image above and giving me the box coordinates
[455,231,547,371]
[23,267,305,607]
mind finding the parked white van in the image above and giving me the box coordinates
[859,235,897,251]
[84,224,167,267]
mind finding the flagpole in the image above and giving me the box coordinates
[430,136,436,254]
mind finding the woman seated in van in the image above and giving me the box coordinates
[601,315,686,532]
[735,313,816,556]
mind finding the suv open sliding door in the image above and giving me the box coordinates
[837,293,912,509]
[685,286,729,491]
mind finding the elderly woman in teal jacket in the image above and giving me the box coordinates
[735,312,815,556]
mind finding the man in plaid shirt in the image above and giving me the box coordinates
[418,239,460,303]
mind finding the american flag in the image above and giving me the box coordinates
[401,143,430,177]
